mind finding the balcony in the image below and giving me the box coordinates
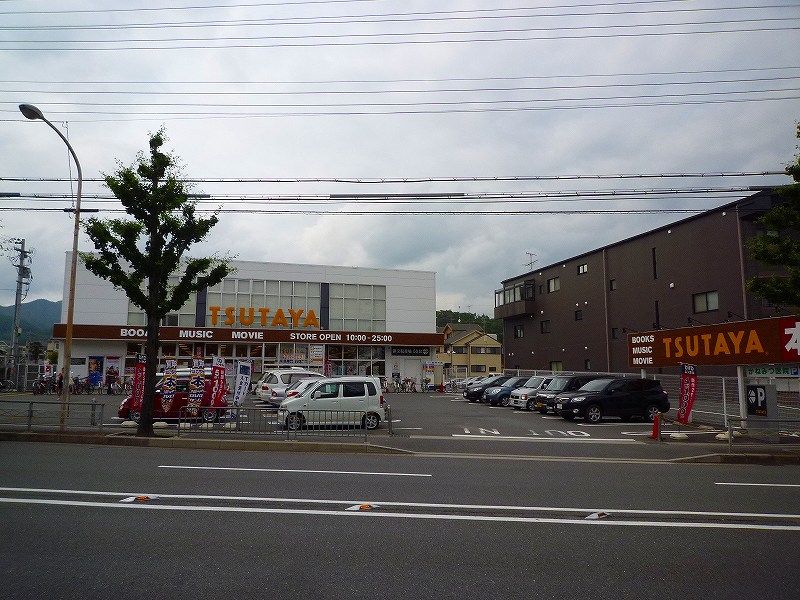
[494,298,537,319]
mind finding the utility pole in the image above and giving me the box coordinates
[9,238,33,388]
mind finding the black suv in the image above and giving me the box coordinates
[532,374,602,414]
[554,378,669,423]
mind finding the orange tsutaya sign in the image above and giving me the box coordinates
[209,306,320,328]
[628,316,800,367]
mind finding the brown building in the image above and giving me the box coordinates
[494,189,792,377]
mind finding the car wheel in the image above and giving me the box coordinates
[585,404,603,424]
[363,413,380,430]
[202,408,219,423]
[525,399,535,411]
[129,410,140,423]
[500,395,510,407]
[645,404,661,423]
[286,412,304,431]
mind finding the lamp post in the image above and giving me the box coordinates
[19,104,83,429]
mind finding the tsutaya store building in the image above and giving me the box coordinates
[54,256,443,384]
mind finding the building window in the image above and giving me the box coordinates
[652,247,658,280]
[611,327,619,339]
[514,325,524,339]
[547,277,560,293]
[575,310,583,321]
[453,346,466,354]
[578,263,588,275]
[693,290,719,313]
[584,359,592,370]
[472,364,487,373]
[540,320,551,334]
[549,361,563,372]
[609,279,617,291]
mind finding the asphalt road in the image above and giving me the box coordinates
[2,442,799,599]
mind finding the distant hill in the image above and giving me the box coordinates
[0,299,62,343]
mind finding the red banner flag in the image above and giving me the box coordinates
[677,364,698,425]
[211,356,226,407]
[131,353,146,412]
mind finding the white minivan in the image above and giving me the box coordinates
[279,376,385,430]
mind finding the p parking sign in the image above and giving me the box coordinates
[746,384,777,418]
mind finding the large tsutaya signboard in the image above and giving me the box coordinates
[53,324,444,347]
[628,316,800,368]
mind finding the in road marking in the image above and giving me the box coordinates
[451,434,638,443]
[716,482,800,488]
[157,465,432,477]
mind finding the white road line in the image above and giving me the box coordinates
[716,482,800,488]
[0,497,798,531]
[451,434,638,443]
[3,487,799,519]
[157,465,432,477]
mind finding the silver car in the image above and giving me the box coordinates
[509,376,553,411]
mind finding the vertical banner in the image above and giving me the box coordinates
[231,360,252,421]
[88,357,104,387]
[132,353,146,411]
[161,357,178,413]
[211,356,226,408]
[677,364,698,425]
[187,356,205,416]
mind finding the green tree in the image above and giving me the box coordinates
[747,123,800,308]
[81,129,233,436]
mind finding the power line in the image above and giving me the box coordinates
[3,4,792,31]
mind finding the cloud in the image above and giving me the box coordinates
[1,0,798,319]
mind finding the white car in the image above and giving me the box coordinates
[254,368,324,405]
[279,376,385,430]
[508,376,553,410]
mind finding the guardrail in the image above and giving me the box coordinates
[176,406,389,441]
[725,417,800,452]
[0,399,105,432]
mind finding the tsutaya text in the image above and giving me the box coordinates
[627,316,800,368]
[209,306,320,328]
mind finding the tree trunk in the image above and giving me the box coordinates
[136,312,160,437]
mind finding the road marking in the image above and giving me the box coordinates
[0,496,798,531]
[393,427,423,430]
[157,465,432,477]
[451,434,637,443]
[716,482,800,488]
[623,430,722,436]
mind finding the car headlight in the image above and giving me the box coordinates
[486,387,500,394]
[571,396,586,403]
[520,393,528,401]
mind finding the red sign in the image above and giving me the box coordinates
[131,353,146,411]
[210,356,226,408]
[677,364,698,425]
[780,317,800,362]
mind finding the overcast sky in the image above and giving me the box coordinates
[1,0,798,317]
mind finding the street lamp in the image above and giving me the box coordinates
[19,104,83,429]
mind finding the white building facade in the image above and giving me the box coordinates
[55,255,441,386]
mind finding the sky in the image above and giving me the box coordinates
[1,0,799,317]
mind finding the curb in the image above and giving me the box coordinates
[0,431,411,455]
[672,452,800,465]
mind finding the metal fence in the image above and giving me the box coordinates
[175,406,390,441]
[724,418,800,450]
[0,399,105,432]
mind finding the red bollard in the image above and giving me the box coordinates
[649,412,661,441]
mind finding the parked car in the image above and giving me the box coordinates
[255,368,324,405]
[279,376,385,430]
[509,375,554,410]
[283,377,321,401]
[118,376,228,423]
[554,377,669,423]
[482,375,534,406]
[462,374,513,402]
[532,374,603,414]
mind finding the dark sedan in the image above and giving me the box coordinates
[482,376,534,406]
[554,378,669,423]
[463,375,513,402]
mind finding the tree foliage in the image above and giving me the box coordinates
[436,309,503,341]
[746,123,800,308]
[81,129,233,436]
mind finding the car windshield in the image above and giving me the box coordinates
[578,378,614,392]
[523,376,544,388]
[545,377,571,391]
[477,376,503,386]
